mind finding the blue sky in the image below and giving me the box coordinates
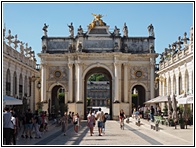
[2,2,193,64]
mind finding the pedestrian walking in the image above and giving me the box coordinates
[150,106,155,122]
[20,112,26,138]
[33,111,42,139]
[61,112,68,136]
[73,113,80,133]
[10,111,16,145]
[24,109,33,139]
[95,108,104,136]
[87,110,96,136]
[102,113,107,134]
[3,107,12,145]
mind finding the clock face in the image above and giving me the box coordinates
[135,71,142,78]
[54,71,61,78]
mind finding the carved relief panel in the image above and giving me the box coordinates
[130,66,148,80]
[48,66,68,81]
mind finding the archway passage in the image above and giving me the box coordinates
[84,67,112,120]
[132,85,146,111]
[51,85,65,116]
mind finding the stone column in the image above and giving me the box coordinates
[41,64,46,102]
[75,63,82,102]
[150,58,155,99]
[68,63,73,102]
[114,63,120,102]
[123,63,128,102]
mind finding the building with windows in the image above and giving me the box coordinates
[157,27,193,98]
[87,81,110,107]
[3,26,40,111]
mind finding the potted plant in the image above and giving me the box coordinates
[168,118,174,126]
[179,118,185,129]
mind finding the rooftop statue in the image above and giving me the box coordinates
[42,23,49,36]
[147,24,154,37]
[88,13,106,29]
[123,23,128,37]
[68,22,74,37]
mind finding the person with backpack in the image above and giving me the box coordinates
[102,112,107,134]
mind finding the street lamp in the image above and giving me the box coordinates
[37,81,41,89]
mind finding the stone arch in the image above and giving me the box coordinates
[178,72,182,94]
[13,71,17,97]
[49,83,68,116]
[173,74,176,95]
[130,83,147,110]
[82,63,114,80]
[184,69,189,93]
[168,76,171,95]
[19,73,23,99]
[83,64,113,119]
[6,69,11,95]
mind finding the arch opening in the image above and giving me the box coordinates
[84,67,113,120]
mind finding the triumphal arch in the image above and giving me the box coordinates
[38,14,158,119]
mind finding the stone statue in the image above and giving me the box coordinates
[160,53,164,62]
[12,34,20,50]
[42,23,49,36]
[114,26,120,36]
[176,36,183,50]
[20,41,25,55]
[3,24,6,41]
[149,44,154,53]
[77,25,83,35]
[124,43,128,53]
[5,29,14,46]
[123,23,128,37]
[68,22,74,37]
[114,42,119,52]
[77,42,82,52]
[181,32,189,44]
[147,24,154,37]
[68,43,73,53]
[190,26,193,42]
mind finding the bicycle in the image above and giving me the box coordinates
[120,117,125,130]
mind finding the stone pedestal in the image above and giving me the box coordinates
[120,103,130,116]
[113,103,120,120]
[68,102,84,119]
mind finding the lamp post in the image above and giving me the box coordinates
[37,81,42,112]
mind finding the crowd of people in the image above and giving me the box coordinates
[3,106,50,145]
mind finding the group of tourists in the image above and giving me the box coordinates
[87,108,107,136]
[60,111,81,136]
[3,107,49,145]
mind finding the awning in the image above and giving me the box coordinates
[177,95,193,104]
[3,95,23,105]
[144,96,168,104]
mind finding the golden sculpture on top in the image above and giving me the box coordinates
[88,13,106,29]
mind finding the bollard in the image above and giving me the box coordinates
[155,123,159,131]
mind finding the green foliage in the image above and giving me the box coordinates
[59,92,65,104]
[36,101,43,110]
[88,74,108,81]
[59,103,68,114]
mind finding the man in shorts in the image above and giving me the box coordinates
[95,108,104,136]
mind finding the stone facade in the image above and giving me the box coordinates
[3,26,40,111]
[38,15,158,119]
[157,27,193,97]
